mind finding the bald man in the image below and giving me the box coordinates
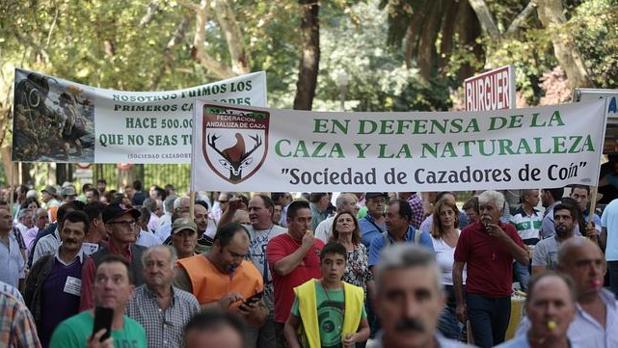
[516,238,618,347]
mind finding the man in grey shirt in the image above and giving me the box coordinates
[532,203,585,274]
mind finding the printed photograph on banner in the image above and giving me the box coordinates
[201,104,269,184]
[13,70,95,162]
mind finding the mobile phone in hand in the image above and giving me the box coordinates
[92,306,114,342]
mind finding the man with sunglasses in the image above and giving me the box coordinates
[79,203,147,310]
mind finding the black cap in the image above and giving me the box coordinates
[365,192,388,200]
[102,203,140,224]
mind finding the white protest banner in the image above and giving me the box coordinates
[12,68,267,163]
[574,88,618,153]
[464,65,515,111]
[191,100,607,192]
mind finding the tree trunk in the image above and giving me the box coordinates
[211,0,250,75]
[293,0,320,110]
[417,0,445,80]
[536,0,593,88]
[454,0,484,80]
[467,0,500,38]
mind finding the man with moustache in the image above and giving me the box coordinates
[126,246,200,348]
[532,203,585,274]
[453,190,528,348]
[498,272,578,348]
[368,244,472,348]
[170,217,198,259]
[516,238,618,347]
[25,210,89,347]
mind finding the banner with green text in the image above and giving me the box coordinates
[12,68,267,163]
[191,100,607,192]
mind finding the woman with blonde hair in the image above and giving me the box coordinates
[431,198,466,340]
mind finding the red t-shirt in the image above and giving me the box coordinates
[454,221,524,297]
[266,233,324,323]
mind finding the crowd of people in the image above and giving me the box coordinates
[0,180,617,348]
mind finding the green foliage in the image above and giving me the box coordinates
[316,1,451,111]
[569,0,618,88]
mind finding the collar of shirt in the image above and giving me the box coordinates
[54,246,84,266]
[53,227,60,240]
[109,241,133,260]
[515,206,541,217]
[575,288,617,330]
[143,285,178,307]
[387,226,414,243]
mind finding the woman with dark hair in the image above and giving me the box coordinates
[430,198,466,340]
[329,211,373,295]
[21,197,41,210]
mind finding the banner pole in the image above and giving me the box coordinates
[9,162,16,210]
[190,191,196,220]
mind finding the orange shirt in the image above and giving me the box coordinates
[177,255,263,305]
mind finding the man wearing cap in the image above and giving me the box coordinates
[359,192,388,247]
[60,185,78,204]
[41,185,60,210]
[171,217,199,259]
[79,203,147,311]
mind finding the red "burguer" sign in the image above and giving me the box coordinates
[464,65,515,111]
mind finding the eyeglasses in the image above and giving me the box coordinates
[107,220,136,227]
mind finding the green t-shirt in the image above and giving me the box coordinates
[49,311,147,348]
[291,283,367,348]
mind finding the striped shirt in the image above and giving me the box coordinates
[510,206,542,243]
[0,281,41,347]
[126,285,200,348]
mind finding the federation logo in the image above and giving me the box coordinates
[202,105,269,184]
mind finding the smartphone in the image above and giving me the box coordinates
[92,306,114,342]
[243,291,264,305]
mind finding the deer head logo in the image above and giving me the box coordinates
[207,133,263,183]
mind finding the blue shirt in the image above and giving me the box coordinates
[0,232,25,288]
[368,226,434,267]
[359,215,386,247]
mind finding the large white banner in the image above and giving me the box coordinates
[191,100,607,192]
[12,68,267,163]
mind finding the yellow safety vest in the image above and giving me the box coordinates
[294,279,364,348]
